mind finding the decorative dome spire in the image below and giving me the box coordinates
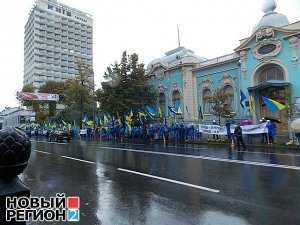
[252,0,289,33]
[262,0,277,14]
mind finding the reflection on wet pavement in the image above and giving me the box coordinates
[23,140,300,225]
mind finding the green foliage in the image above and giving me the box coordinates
[96,51,156,117]
[39,81,65,117]
[22,84,36,93]
[39,81,65,95]
[60,59,95,127]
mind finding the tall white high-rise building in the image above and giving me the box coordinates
[24,0,93,87]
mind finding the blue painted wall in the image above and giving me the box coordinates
[149,67,184,114]
[193,60,241,120]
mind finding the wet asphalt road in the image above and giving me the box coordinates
[22,140,300,225]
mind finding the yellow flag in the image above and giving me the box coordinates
[158,107,162,118]
[138,112,146,118]
[249,95,255,113]
[177,106,182,115]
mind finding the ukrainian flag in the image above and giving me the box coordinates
[146,106,156,117]
[158,107,162,118]
[262,96,285,113]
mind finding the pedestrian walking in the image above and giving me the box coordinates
[234,123,246,151]
[267,120,277,144]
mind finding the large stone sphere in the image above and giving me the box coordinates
[0,127,31,178]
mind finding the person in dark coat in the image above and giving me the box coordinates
[225,120,232,141]
[179,124,185,144]
[267,120,277,144]
[163,124,169,146]
[234,123,246,151]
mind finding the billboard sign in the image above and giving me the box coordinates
[18,92,59,102]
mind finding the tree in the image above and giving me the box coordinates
[39,80,65,95]
[22,84,35,93]
[62,59,94,128]
[39,81,65,117]
[19,84,43,120]
[209,88,235,124]
[96,51,156,118]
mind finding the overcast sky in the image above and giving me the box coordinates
[0,0,299,110]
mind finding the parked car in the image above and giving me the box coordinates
[48,130,71,143]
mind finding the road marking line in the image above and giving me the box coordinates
[32,140,67,145]
[118,168,220,193]
[34,150,52,155]
[33,150,95,164]
[99,146,300,171]
[84,142,300,158]
[60,155,95,164]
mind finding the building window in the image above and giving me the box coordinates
[67,11,71,17]
[223,85,234,108]
[202,89,212,114]
[48,4,54,10]
[172,90,181,110]
[56,7,62,13]
[256,64,284,84]
[158,93,166,116]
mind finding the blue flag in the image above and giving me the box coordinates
[146,105,156,117]
[168,106,177,115]
[240,90,246,108]
[82,113,89,123]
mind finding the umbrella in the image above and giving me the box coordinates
[263,117,282,123]
[291,118,300,132]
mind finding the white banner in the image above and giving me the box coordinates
[198,125,227,135]
[198,122,268,135]
[18,92,59,102]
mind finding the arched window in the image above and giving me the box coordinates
[255,64,284,84]
[223,85,234,108]
[202,89,212,114]
[158,93,166,116]
[172,90,181,110]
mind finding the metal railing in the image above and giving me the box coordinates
[200,53,239,67]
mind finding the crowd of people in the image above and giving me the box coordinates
[81,122,202,145]
[18,117,295,148]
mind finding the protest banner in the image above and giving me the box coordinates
[198,122,268,135]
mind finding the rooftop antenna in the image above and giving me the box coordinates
[177,24,181,47]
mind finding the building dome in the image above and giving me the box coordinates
[147,47,206,71]
[253,0,289,33]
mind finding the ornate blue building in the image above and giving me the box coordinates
[146,0,300,133]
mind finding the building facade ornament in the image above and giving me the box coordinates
[171,82,181,93]
[288,36,299,64]
[252,40,282,60]
[240,50,248,73]
[157,84,167,94]
[201,79,213,90]
[220,73,234,87]
[256,28,275,42]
